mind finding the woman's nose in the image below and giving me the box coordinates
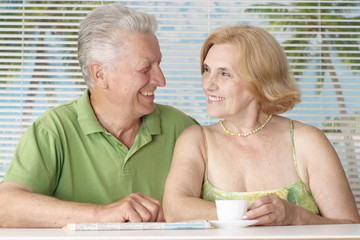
[202,75,218,91]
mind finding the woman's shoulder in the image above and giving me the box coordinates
[290,119,336,163]
[177,124,218,144]
[291,119,327,140]
[272,116,328,146]
[177,124,203,141]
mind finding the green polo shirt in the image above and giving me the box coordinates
[4,89,197,204]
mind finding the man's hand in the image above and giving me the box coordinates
[0,182,164,227]
[99,193,164,222]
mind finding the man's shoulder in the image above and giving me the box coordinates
[155,103,198,124]
[35,99,79,128]
[155,103,181,113]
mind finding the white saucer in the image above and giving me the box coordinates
[208,220,258,229]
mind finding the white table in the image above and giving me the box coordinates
[0,224,359,240]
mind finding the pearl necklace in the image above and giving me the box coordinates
[219,114,273,137]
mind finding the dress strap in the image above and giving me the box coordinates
[200,126,209,181]
[290,120,301,180]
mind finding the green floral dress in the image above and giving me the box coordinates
[200,120,320,215]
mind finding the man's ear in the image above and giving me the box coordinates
[89,62,107,88]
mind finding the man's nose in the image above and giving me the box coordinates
[152,65,166,87]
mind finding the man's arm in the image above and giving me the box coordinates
[0,182,164,228]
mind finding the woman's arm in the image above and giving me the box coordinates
[299,123,360,223]
[245,122,360,225]
[163,125,217,222]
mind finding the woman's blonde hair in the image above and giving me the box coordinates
[200,25,301,114]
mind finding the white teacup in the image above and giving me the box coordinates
[215,200,248,221]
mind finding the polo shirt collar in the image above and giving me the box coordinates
[77,89,161,136]
[142,105,161,136]
[77,89,104,135]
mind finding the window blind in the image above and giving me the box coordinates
[0,0,359,212]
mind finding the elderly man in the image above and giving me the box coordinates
[0,4,197,227]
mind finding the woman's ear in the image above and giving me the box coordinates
[89,62,108,88]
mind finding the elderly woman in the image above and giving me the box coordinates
[163,25,360,225]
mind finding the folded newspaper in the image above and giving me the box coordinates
[63,220,212,231]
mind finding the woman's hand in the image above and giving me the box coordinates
[243,194,300,225]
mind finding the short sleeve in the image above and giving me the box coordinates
[3,121,62,195]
